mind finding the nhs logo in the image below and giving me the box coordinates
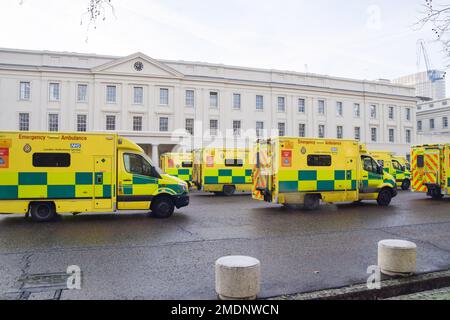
[70,143,81,149]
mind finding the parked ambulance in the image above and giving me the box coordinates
[411,144,450,199]
[192,148,253,196]
[370,151,411,190]
[160,152,194,188]
[252,137,397,210]
[0,132,189,222]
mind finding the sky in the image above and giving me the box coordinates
[0,0,448,91]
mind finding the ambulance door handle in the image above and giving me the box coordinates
[123,179,132,182]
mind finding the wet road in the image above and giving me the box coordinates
[0,191,450,299]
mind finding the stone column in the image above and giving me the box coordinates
[152,144,159,166]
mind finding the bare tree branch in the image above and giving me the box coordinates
[80,0,116,42]
[416,0,450,58]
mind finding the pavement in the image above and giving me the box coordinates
[0,190,450,300]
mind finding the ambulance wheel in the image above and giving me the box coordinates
[222,185,236,197]
[377,188,392,206]
[401,179,411,191]
[303,195,320,211]
[151,196,174,219]
[30,202,57,222]
[431,190,444,200]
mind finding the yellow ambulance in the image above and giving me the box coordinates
[252,137,397,210]
[192,148,253,196]
[411,144,450,199]
[160,152,193,188]
[370,151,411,190]
[0,131,189,222]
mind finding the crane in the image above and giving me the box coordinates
[417,39,446,83]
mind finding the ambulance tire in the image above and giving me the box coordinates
[303,195,320,211]
[30,202,57,222]
[431,190,444,200]
[401,179,411,191]
[151,196,175,219]
[377,188,392,206]
[222,185,236,197]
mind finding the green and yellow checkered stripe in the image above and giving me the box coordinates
[278,170,357,193]
[204,168,253,185]
[0,172,112,200]
[165,168,192,182]
[121,174,185,196]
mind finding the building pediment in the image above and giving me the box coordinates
[91,52,184,78]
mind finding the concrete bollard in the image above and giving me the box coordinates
[215,256,260,300]
[378,239,417,277]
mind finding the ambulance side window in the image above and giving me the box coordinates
[225,159,243,167]
[123,153,152,176]
[417,155,424,168]
[33,153,71,167]
[182,161,193,168]
[307,155,331,167]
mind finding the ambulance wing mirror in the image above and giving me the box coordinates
[377,165,384,175]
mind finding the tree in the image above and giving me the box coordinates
[417,0,450,57]
[82,0,115,29]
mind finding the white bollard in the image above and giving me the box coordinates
[378,239,417,276]
[215,256,260,300]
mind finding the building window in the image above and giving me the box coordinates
[210,119,218,136]
[19,81,31,101]
[388,106,394,120]
[77,84,88,102]
[233,93,241,110]
[185,118,194,135]
[49,83,60,101]
[133,116,143,131]
[370,105,377,119]
[318,124,325,138]
[256,121,264,137]
[256,95,264,110]
[278,122,286,136]
[430,119,435,129]
[210,92,218,108]
[160,88,169,105]
[354,127,361,140]
[233,120,241,136]
[133,87,143,104]
[298,98,305,113]
[106,85,117,103]
[186,90,195,107]
[417,120,422,131]
[299,123,306,137]
[354,103,360,118]
[443,117,449,129]
[389,128,395,143]
[278,97,286,112]
[371,127,377,142]
[48,114,59,132]
[77,114,87,132]
[337,126,343,139]
[19,113,29,131]
[106,115,116,130]
[406,129,411,144]
[406,108,411,121]
[318,100,325,115]
[336,102,343,117]
[159,117,169,132]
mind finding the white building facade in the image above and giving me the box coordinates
[0,48,417,161]
[417,98,450,135]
